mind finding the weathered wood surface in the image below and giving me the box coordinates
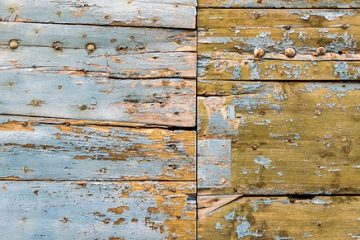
[0,116,195,181]
[199,27,359,55]
[198,54,360,80]
[0,22,196,53]
[199,9,360,28]
[198,195,360,239]
[198,9,360,80]
[0,70,195,126]
[0,46,196,79]
[198,81,360,195]
[199,0,360,8]
[0,181,196,239]
[0,0,196,29]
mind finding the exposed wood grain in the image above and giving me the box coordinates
[0,181,196,239]
[199,27,359,55]
[199,0,360,8]
[0,22,196,53]
[198,53,360,80]
[198,9,360,28]
[0,116,195,181]
[0,46,196,79]
[198,195,360,239]
[0,0,196,29]
[0,70,195,126]
[198,81,360,195]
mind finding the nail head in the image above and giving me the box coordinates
[285,48,296,58]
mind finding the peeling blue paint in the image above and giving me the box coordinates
[254,156,272,168]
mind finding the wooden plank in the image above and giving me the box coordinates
[0,46,196,79]
[198,81,360,195]
[199,0,360,8]
[0,116,195,180]
[0,22,196,53]
[0,0,196,29]
[198,9,360,29]
[198,195,360,239]
[199,27,359,55]
[0,181,196,239]
[0,71,195,126]
[198,53,360,80]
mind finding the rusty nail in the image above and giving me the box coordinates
[9,39,18,49]
[285,48,296,58]
[52,41,63,51]
[86,43,96,52]
[316,47,326,56]
[254,48,265,58]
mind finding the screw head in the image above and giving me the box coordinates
[52,41,63,51]
[316,47,326,56]
[285,48,296,58]
[86,43,96,52]
[9,40,18,49]
[254,48,265,58]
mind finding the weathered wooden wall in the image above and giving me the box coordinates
[198,1,360,239]
[0,0,196,239]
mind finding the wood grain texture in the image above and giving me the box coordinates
[199,0,360,8]
[0,22,196,53]
[198,81,360,195]
[0,70,195,126]
[198,195,360,240]
[0,181,196,240]
[0,0,196,29]
[0,116,195,181]
[198,9,360,28]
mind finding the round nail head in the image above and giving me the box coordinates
[53,41,63,51]
[9,40,18,49]
[285,48,296,58]
[254,48,265,58]
[316,47,326,56]
[86,43,96,52]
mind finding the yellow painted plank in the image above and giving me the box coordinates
[199,27,359,54]
[198,81,360,195]
[198,9,360,29]
[198,53,360,80]
[198,195,360,240]
[198,0,360,8]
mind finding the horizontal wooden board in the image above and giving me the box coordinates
[0,181,196,239]
[199,27,359,55]
[0,0,196,29]
[198,9,360,29]
[0,46,196,79]
[198,81,360,195]
[0,115,195,181]
[199,0,360,8]
[198,195,360,240]
[198,53,360,80]
[0,71,195,126]
[0,22,196,53]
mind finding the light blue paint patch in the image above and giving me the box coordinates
[208,111,238,135]
[197,56,211,77]
[275,236,292,240]
[254,156,272,169]
[334,62,350,80]
[236,220,263,239]
[311,198,332,205]
[249,61,261,80]
[215,222,223,230]
[290,10,355,21]
[224,210,236,221]
[198,139,232,189]
[232,65,241,80]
